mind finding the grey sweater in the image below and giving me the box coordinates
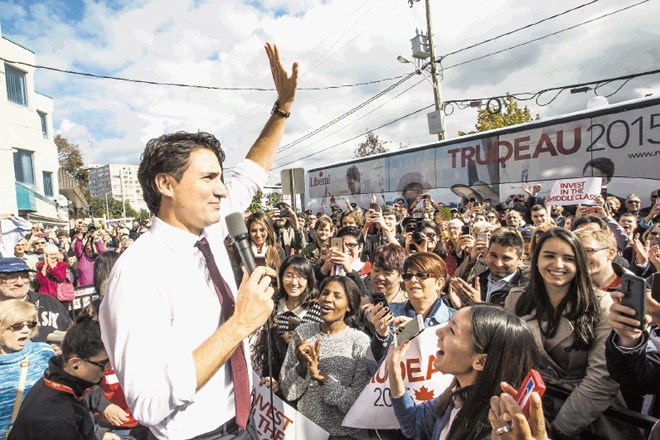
[279,322,370,437]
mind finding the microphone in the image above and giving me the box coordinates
[225,212,256,275]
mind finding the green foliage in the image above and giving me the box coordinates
[354,131,389,158]
[55,134,90,200]
[247,191,282,213]
[89,197,137,219]
[135,209,151,221]
[474,95,539,133]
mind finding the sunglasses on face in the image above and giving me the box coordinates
[402,271,436,281]
[8,321,38,331]
[83,358,111,370]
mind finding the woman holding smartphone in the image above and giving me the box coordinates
[369,252,454,373]
[386,304,538,440]
[246,212,285,271]
[505,227,629,439]
[279,275,370,439]
[252,256,320,387]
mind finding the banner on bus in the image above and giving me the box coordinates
[251,372,329,440]
[306,101,660,209]
[546,177,602,206]
[342,325,454,430]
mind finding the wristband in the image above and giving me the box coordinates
[271,100,290,118]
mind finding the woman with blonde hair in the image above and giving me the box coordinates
[0,299,54,438]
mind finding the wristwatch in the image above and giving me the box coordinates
[271,100,290,118]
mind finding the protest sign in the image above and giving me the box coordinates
[545,177,602,206]
[342,324,454,430]
[251,372,329,440]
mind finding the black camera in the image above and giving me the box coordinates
[405,213,425,244]
[88,224,97,232]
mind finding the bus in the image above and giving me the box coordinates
[305,96,660,213]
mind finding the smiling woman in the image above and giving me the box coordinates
[279,275,370,438]
[505,227,633,439]
[386,305,538,440]
[0,299,54,439]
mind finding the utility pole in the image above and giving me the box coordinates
[408,0,445,140]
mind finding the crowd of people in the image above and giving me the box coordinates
[1,38,659,440]
[2,180,658,439]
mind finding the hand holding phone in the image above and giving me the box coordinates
[621,273,646,330]
[395,314,424,346]
[515,369,546,419]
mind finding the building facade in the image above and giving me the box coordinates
[0,33,67,226]
[87,164,148,214]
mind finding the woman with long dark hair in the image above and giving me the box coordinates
[252,256,320,389]
[246,212,286,271]
[387,304,538,440]
[505,227,626,439]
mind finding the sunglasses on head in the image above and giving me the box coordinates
[8,321,38,331]
[402,271,436,281]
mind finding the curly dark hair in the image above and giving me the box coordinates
[138,131,225,214]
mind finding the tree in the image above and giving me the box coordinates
[55,134,90,200]
[135,209,151,222]
[353,131,389,158]
[247,191,282,213]
[473,95,539,133]
[89,197,137,219]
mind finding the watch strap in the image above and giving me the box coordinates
[272,100,290,118]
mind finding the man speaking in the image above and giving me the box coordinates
[99,43,298,440]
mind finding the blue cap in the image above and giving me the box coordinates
[0,257,35,273]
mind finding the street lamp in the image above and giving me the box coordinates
[104,192,112,220]
[397,56,436,90]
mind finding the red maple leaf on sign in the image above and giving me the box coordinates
[414,386,435,401]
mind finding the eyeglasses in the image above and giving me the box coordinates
[344,242,360,249]
[626,200,641,205]
[584,247,609,256]
[282,273,305,282]
[83,358,111,370]
[402,272,436,281]
[34,241,47,245]
[8,321,38,331]
[423,232,437,240]
[0,272,30,282]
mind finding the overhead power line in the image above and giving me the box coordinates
[0,56,404,91]
[273,67,660,169]
[441,0,649,70]
[441,0,600,59]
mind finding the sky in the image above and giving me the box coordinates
[1,0,659,185]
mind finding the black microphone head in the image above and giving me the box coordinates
[225,212,248,239]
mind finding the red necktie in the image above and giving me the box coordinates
[196,237,250,430]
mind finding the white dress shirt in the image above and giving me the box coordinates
[100,159,266,440]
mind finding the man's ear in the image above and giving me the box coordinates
[155,173,174,198]
[472,353,487,372]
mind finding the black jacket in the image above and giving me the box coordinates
[9,356,102,440]
[27,291,72,343]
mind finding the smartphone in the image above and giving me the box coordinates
[515,369,546,419]
[461,225,472,236]
[395,314,424,346]
[621,273,647,330]
[287,316,301,331]
[650,273,660,303]
[581,206,598,215]
[330,237,344,253]
[370,202,381,213]
[478,232,489,247]
[254,256,267,267]
[437,207,452,221]
[371,291,389,309]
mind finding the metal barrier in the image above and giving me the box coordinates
[545,383,657,438]
[68,286,99,319]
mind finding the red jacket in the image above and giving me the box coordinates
[35,261,69,299]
